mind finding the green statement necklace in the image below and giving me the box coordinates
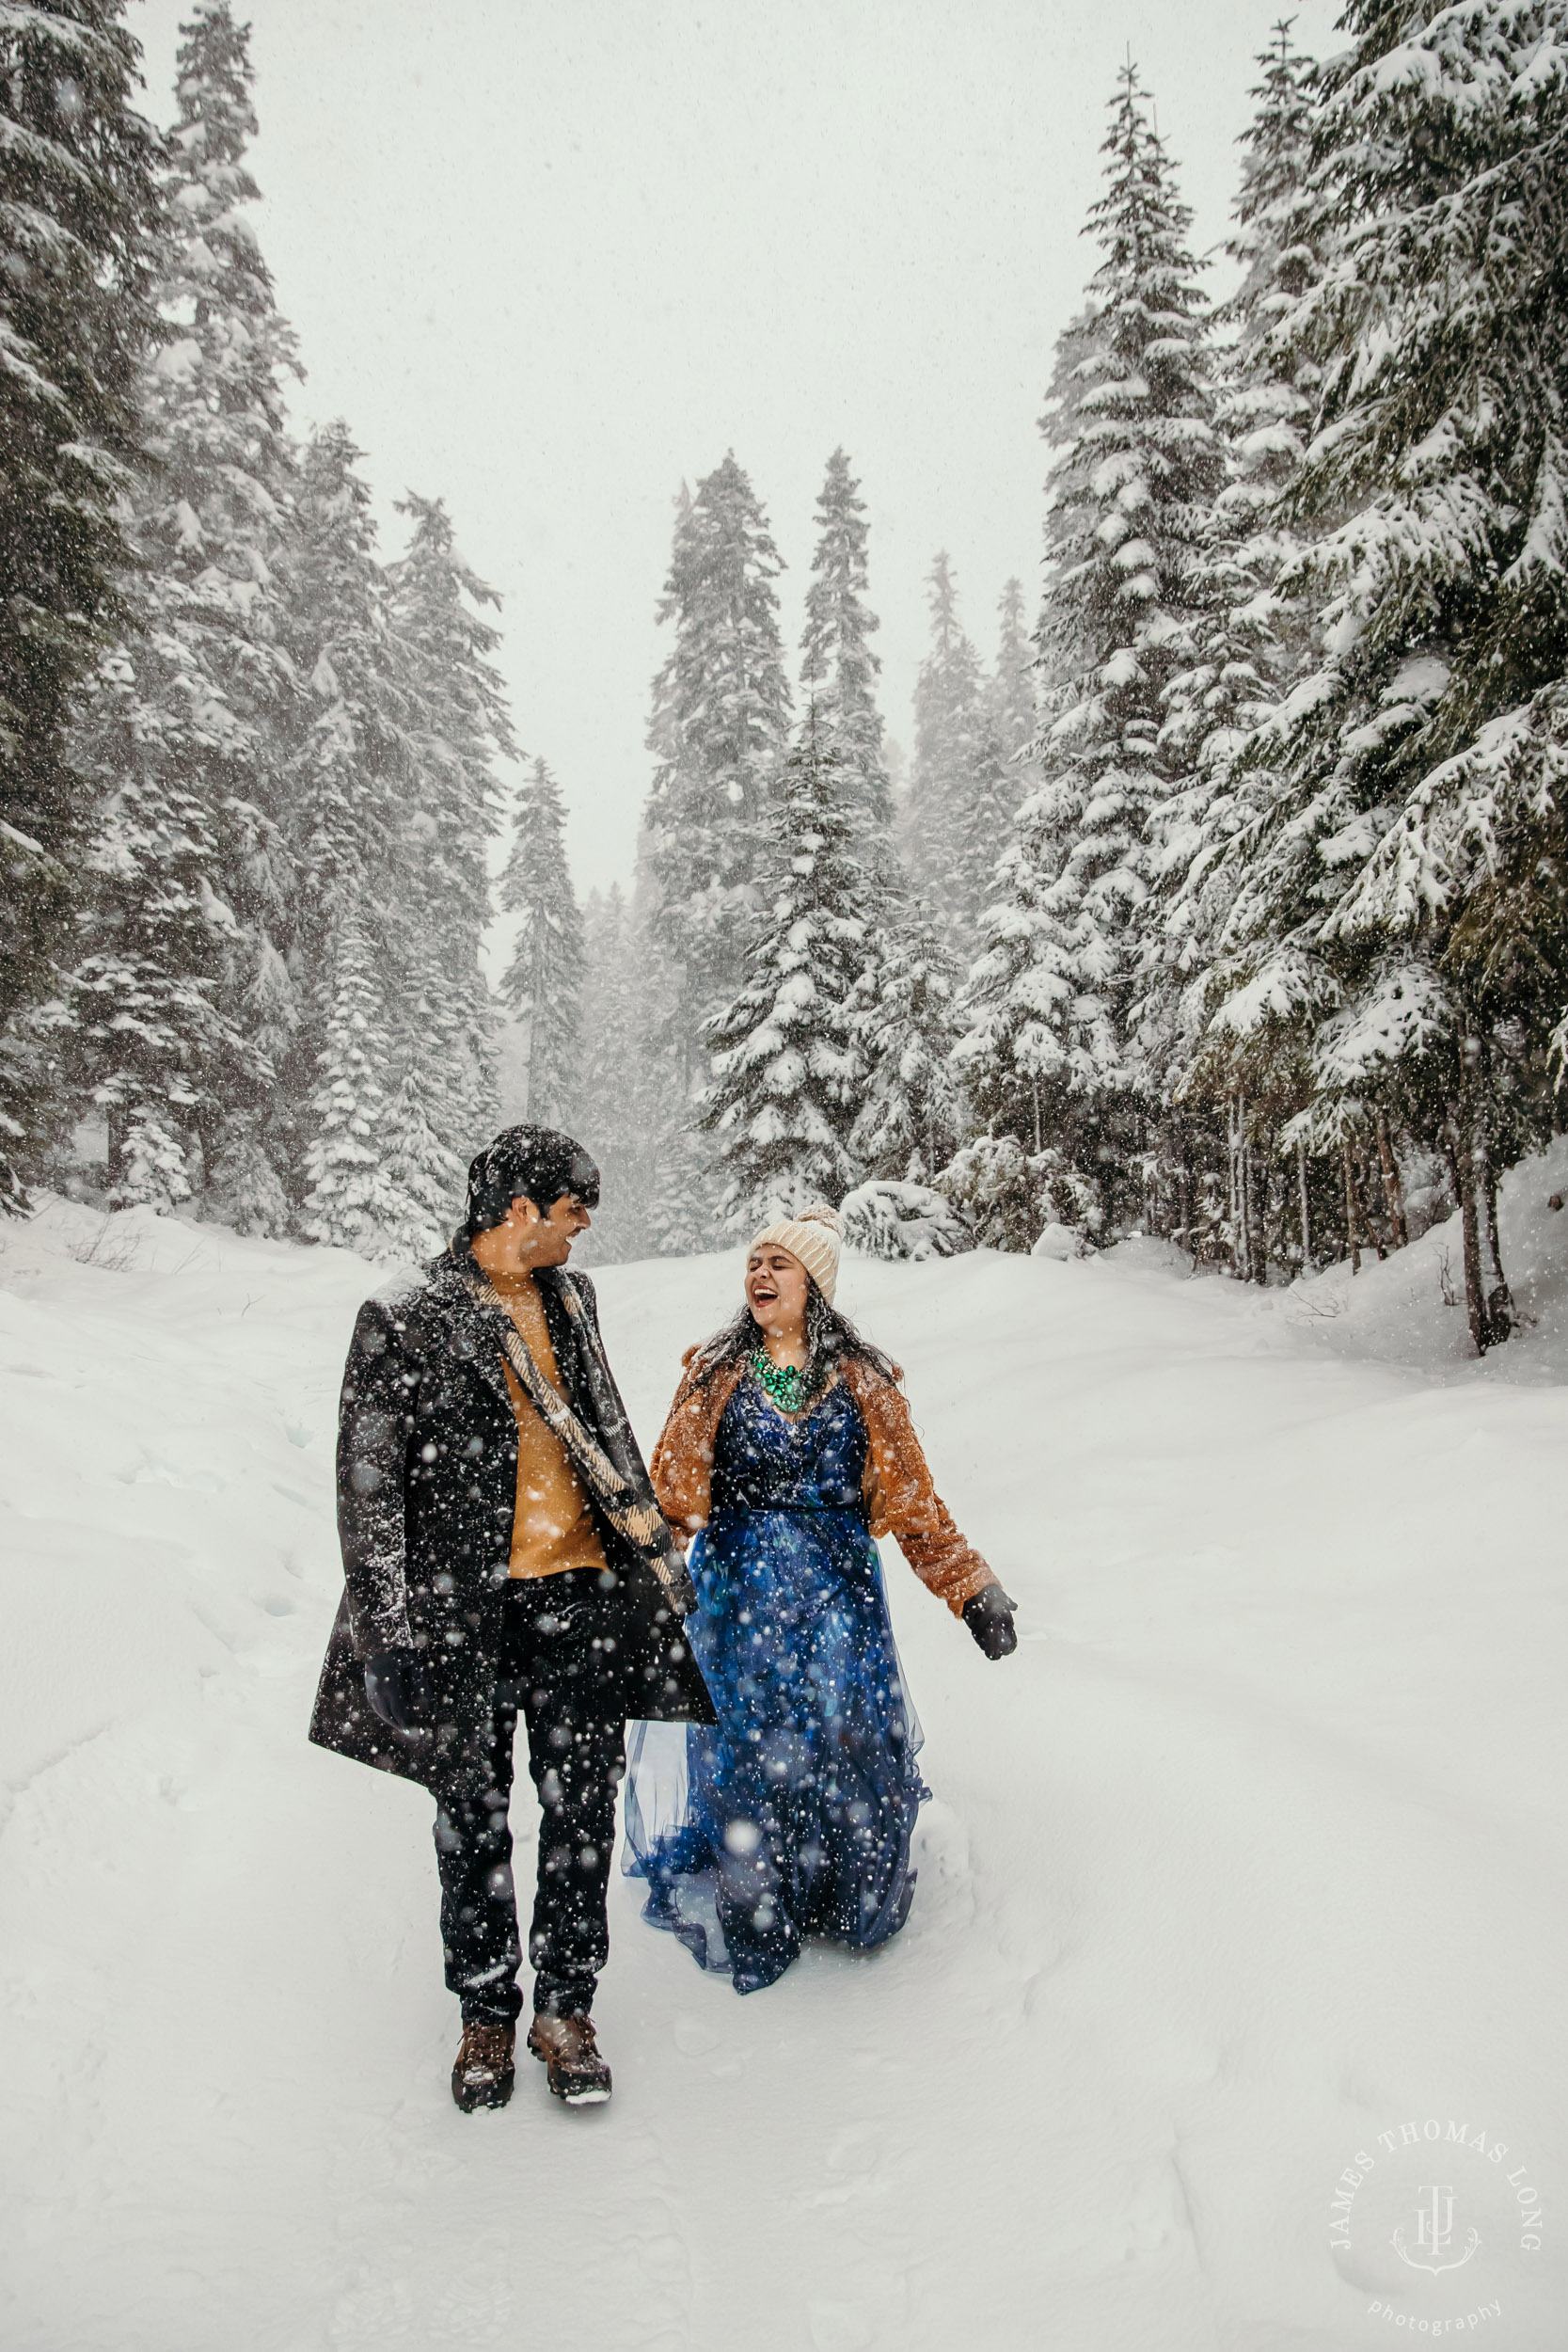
[750,1345,821,1417]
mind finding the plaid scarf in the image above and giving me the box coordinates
[459,1258,690,1611]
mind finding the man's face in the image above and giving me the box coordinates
[532,1191,593,1263]
[472,1189,593,1275]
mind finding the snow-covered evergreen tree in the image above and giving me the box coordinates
[379,1046,464,1263]
[69,0,300,1215]
[1196,0,1568,1345]
[958,723,1029,946]
[280,422,416,1248]
[934,1130,1098,1252]
[0,0,160,1211]
[849,899,962,1182]
[69,640,258,1208]
[950,784,1089,1169]
[499,756,584,1126]
[957,67,1220,1237]
[387,491,509,1159]
[1155,25,1319,979]
[986,578,1038,773]
[1212,19,1321,592]
[302,895,406,1253]
[1142,22,1324,1256]
[800,447,890,832]
[704,708,868,1221]
[922,580,1043,957]
[901,552,987,947]
[643,453,792,1057]
[586,858,713,1259]
[566,882,661,1263]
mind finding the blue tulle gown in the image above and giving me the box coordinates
[623,1371,929,1994]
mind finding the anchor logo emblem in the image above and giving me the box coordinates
[1391,2185,1481,2277]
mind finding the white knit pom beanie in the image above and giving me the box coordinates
[748,1201,845,1305]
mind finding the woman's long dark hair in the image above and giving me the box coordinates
[689,1277,899,1390]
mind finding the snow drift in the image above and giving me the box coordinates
[2,1181,1565,2349]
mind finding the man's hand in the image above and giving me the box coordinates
[363,1647,432,1731]
[961,1582,1018,1661]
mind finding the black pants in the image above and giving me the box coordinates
[433,1568,626,2023]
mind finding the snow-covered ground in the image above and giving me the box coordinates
[3,1169,1566,2351]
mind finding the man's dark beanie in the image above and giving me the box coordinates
[466,1125,601,1236]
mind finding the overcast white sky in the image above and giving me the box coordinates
[131,0,1344,898]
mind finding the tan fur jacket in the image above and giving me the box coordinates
[649,1348,994,1618]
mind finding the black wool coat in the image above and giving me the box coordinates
[309,1240,714,1795]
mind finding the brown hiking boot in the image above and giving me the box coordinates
[527,2011,613,2106]
[451,2018,516,2113]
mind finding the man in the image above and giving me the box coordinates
[309,1125,714,2111]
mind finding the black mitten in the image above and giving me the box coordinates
[363,1647,432,1731]
[962,1582,1018,1661]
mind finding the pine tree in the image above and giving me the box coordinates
[281,421,416,1248]
[380,1047,464,1263]
[69,639,257,1208]
[302,895,405,1253]
[69,0,301,1216]
[704,709,868,1221]
[986,578,1038,772]
[951,784,1093,1169]
[1203,0,1568,1345]
[1146,22,1324,1259]
[800,447,890,832]
[567,883,659,1263]
[499,756,584,1126]
[927,580,1042,960]
[1155,22,1321,968]
[849,898,962,1182]
[628,869,721,1259]
[387,491,510,1159]
[958,69,1220,1237]
[643,453,792,1059]
[957,724,1027,944]
[0,0,160,1212]
[902,551,986,947]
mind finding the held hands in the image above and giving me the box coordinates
[662,1547,699,1618]
[363,1647,433,1732]
[962,1582,1018,1661]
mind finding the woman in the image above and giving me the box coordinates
[624,1202,1017,1995]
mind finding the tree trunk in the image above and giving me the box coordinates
[1479,1145,1509,1333]
[1225,1100,1236,1268]
[1297,1139,1312,1270]
[1363,1145,1388,1260]
[1363,1144,1387,1259]
[106,1103,128,1190]
[192,1107,219,1200]
[1465,1041,1513,1349]
[1241,1128,1253,1281]
[1229,1094,1249,1280]
[516,1010,534,1119]
[1374,1108,1408,1249]
[1442,1112,1484,1353]
[1341,1135,1362,1274]
[1443,1061,1514,1356]
[1249,1140,1268,1283]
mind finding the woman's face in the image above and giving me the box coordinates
[746,1245,810,1337]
